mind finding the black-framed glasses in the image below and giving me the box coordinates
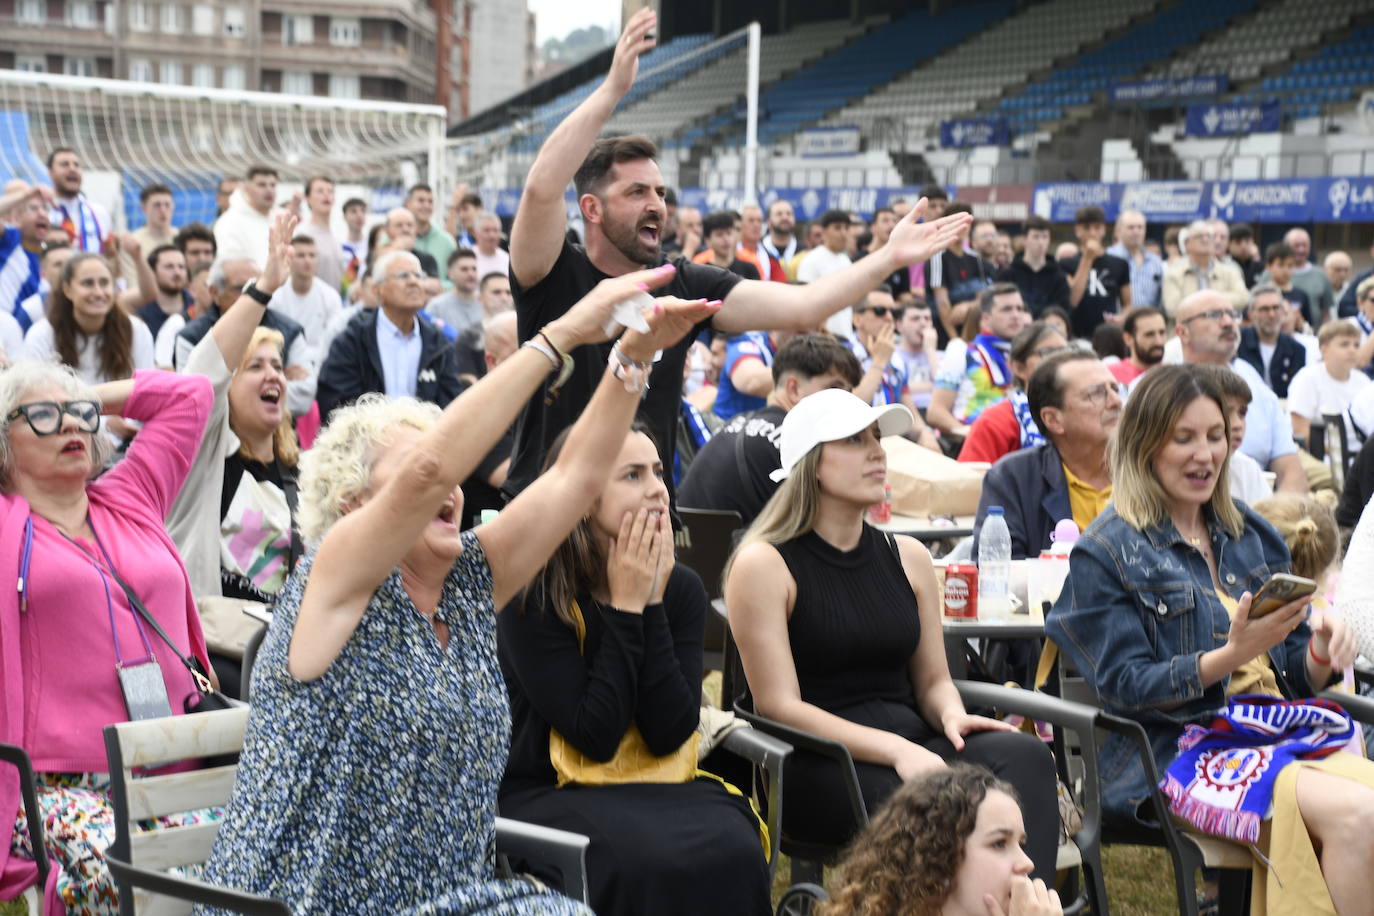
[858,306,903,319]
[6,400,101,436]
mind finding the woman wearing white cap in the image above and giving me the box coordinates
[724,388,1060,880]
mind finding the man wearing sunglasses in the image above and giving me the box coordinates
[847,287,940,451]
[1175,290,1308,494]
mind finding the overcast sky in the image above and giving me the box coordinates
[527,0,621,47]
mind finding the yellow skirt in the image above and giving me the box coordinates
[1250,752,1374,916]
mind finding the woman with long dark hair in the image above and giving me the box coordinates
[23,252,154,385]
[497,423,772,916]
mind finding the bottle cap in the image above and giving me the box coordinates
[988,506,1004,516]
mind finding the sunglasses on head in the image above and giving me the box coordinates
[6,400,101,436]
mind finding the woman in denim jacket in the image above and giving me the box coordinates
[1047,365,1374,914]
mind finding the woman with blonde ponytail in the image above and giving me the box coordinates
[1252,494,1340,586]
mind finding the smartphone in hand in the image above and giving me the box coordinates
[1249,573,1317,619]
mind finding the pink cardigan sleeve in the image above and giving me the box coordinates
[93,369,213,521]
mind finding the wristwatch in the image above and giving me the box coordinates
[242,280,271,306]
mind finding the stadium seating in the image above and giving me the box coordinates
[711,2,1012,148]
[1235,20,1374,120]
[602,16,882,149]
[994,0,1259,134]
[1145,0,1367,82]
[506,33,720,154]
[816,0,1156,144]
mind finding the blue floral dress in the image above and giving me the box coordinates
[196,531,587,915]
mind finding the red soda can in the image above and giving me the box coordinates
[867,484,892,525]
[944,564,979,619]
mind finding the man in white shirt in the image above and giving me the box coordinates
[1175,290,1307,493]
[894,300,936,410]
[795,209,854,336]
[268,234,343,366]
[1287,321,1370,447]
[296,175,344,293]
[472,212,509,283]
[47,148,111,254]
[759,200,797,281]
[340,197,370,289]
[214,164,278,265]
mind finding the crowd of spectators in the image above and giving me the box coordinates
[2,7,1374,916]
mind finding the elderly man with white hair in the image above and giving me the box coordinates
[1161,219,1248,317]
[472,211,509,282]
[317,249,464,421]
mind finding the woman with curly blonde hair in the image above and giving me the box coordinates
[823,764,1060,916]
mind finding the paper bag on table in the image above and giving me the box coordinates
[882,437,985,517]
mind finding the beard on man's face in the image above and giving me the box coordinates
[1139,344,1166,365]
[604,212,663,266]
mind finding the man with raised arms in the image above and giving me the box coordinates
[502,8,970,500]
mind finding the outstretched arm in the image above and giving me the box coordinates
[509,8,657,289]
[209,211,297,367]
[479,289,722,609]
[288,265,691,680]
[714,200,972,334]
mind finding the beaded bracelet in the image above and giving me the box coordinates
[608,342,651,395]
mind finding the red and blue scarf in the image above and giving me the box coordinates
[1161,694,1353,844]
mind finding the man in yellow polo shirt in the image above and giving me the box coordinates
[972,351,1121,557]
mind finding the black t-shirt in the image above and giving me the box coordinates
[1057,253,1131,339]
[856,249,913,301]
[677,405,785,524]
[927,250,994,348]
[727,258,761,281]
[415,249,440,278]
[995,256,1070,318]
[454,326,485,381]
[506,240,743,499]
[461,427,513,530]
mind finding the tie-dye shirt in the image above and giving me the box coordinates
[935,336,1014,424]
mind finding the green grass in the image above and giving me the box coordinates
[0,898,27,915]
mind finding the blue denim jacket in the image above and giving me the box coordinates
[1045,501,1314,823]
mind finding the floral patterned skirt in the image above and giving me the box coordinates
[9,773,224,916]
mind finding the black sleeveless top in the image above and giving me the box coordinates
[774,525,921,714]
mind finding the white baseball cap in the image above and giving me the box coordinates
[770,388,914,482]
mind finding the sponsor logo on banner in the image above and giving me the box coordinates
[1120,182,1206,218]
[1325,178,1374,221]
[1186,102,1281,137]
[826,187,880,215]
[797,126,861,158]
[1209,181,1312,221]
[1110,74,1228,103]
[1032,183,1116,222]
[940,118,1010,149]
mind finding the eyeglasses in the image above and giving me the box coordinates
[6,400,101,436]
[385,271,426,283]
[1033,344,1071,359]
[1181,308,1242,324]
[1079,382,1122,406]
[857,306,903,319]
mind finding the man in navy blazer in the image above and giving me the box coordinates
[972,351,1121,558]
[317,250,465,421]
[1235,284,1307,399]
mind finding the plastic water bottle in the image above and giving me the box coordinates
[978,507,1012,620]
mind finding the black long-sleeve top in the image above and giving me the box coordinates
[497,563,705,796]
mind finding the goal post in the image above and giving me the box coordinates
[0,68,448,230]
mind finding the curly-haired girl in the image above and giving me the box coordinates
[822,764,1060,916]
